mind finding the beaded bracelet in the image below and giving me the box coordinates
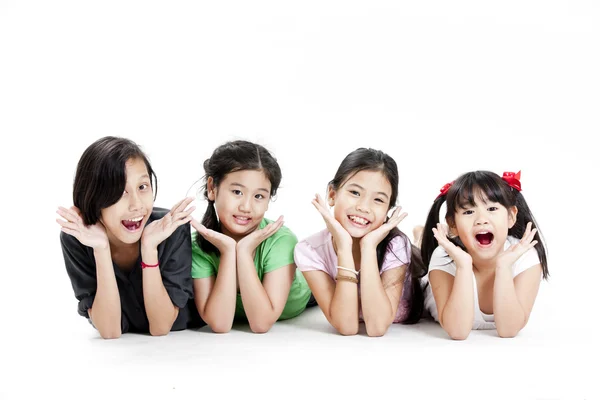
[335,274,359,284]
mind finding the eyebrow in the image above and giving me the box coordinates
[347,183,390,199]
[230,182,270,193]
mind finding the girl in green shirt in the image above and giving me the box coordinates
[190,140,312,333]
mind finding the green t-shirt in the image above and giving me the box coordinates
[191,219,311,321]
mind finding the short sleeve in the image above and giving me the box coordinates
[512,247,541,277]
[381,235,411,273]
[60,232,97,318]
[191,232,218,279]
[157,222,194,309]
[428,245,457,276]
[263,227,298,274]
[294,240,328,274]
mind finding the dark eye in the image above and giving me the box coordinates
[232,190,242,196]
[349,190,359,196]
[462,210,474,215]
[139,184,149,191]
[488,206,498,212]
[255,194,265,200]
[375,198,385,204]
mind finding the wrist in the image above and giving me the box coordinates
[236,242,255,254]
[93,245,110,257]
[141,247,158,263]
[359,241,377,252]
[495,262,511,272]
[220,246,237,258]
[456,260,473,271]
[92,240,110,251]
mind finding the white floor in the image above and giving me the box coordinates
[2,289,596,400]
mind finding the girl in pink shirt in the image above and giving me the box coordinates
[294,148,425,336]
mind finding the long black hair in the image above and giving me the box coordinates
[73,136,157,226]
[421,170,548,279]
[329,148,426,324]
[197,140,282,255]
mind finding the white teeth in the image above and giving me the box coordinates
[235,216,250,220]
[125,216,143,222]
[349,215,369,225]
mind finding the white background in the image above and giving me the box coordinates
[0,1,598,399]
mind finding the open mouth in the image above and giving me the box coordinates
[348,215,370,227]
[475,232,494,246]
[121,216,144,232]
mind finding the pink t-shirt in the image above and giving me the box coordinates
[294,229,413,323]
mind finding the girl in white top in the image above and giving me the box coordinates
[421,171,548,339]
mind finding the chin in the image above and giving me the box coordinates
[225,222,260,236]
[116,230,143,244]
[342,225,369,239]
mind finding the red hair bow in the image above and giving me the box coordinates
[502,171,522,191]
[436,181,454,199]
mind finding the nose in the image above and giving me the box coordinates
[356,198,370,214]
[128,191,143,212]
[475,213,489,226]
[238,195,251,212]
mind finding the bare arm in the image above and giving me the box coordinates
[359,246,406,337]
[493,264,542,337]
[140,247,179,336]
[57,206,122,339]
[193,248,237,333]
[302,246,359,336]
[141,198,195,336]
[428,223,476,339]
[237,256,296,333]
[88,246,122,339]
[429,267,474,340]
[191,218,238,333]
[492,223,541,338]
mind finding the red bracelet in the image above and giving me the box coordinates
[141,261,160,269]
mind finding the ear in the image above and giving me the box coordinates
[508,206,518,228]
[326,185,336,206]
[207,177,216,201]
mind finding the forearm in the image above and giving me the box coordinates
[359,247,394,336]
[141,247,178,336]
[237,252,279,333]
[440,265,474,340]
[201,250,237,332]
[329,249,359,335]
[493,266,526,337]
[90,247,122,339]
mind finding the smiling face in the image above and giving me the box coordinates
[329,170,392,238]
[449,188,517,263]
[209,169,272,241]
[100,157,154,247]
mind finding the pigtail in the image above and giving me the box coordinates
[404,243,426,324]
[196,201,220,255]
[510,191,549,279]
[421,196,447,269]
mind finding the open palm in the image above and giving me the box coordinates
[56,206,109,250]
[312,193,352,251]
[142,197,195,249]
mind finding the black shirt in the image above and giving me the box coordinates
[60,207,203,333]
